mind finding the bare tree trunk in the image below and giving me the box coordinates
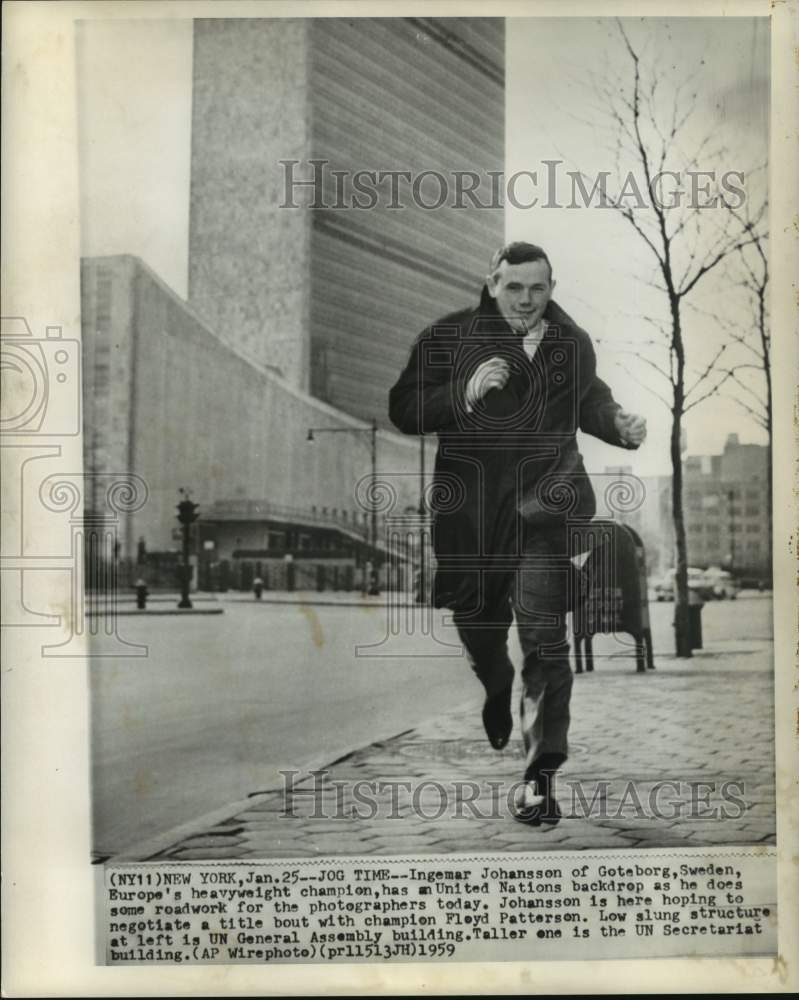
[766,407,773,579]
[760,285,773,579]
[670,300,692,657]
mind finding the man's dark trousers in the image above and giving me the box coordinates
[453,523,572,779]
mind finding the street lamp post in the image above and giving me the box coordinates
[727,488,736,573]
[369,418,378,594]
[176,488,200,609]
[307,418,380,595]
[418,436,426,603]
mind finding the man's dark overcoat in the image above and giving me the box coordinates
[388,288,635,612]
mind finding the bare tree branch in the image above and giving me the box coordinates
[683,370,737,412]
[684,301,765,362]
[678,230,763,297]
[720,392,768,430]
[575,19,770,655]
[726,368,769,408]
[613,361,672,409]
[613,347,674,385]
[684,343,729,400]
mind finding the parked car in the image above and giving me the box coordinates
[652,572,675,601]
[651,567,714,602]
[701,566,739,600]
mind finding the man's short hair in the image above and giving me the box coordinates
[488,242,553,282]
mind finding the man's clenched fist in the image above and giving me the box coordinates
[614,410,647,446]
[465,357,511,409]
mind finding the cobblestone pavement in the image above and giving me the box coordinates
[145,634,775,861]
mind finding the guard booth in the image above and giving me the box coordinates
[571,520,655,674]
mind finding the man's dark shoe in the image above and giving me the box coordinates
[512,768,561,827]
[540,791,562,826]
[482,683,513,749]
[510,782,544,825]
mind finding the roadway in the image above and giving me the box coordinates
[90,591,772,856]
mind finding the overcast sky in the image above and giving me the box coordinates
[77,16,769,476]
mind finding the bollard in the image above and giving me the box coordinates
[688,592,704,650]
[135,578,148,610]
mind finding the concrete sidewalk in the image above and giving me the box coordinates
[125,633,775,861]
[117,588,773,608]
[117,589,416,608]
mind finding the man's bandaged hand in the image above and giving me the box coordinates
[465,357,511,409]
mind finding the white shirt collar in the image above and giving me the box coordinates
[521,319,547,358]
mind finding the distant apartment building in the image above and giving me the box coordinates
[682,434,771,578]
[604,433,771,580]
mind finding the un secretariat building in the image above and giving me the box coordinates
[81,17,505,591]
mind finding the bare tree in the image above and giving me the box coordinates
[690,212,771,571]
[731,227,771,562]
[579,22,765,656]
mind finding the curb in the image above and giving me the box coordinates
[87,608,225,616]
[109,790,281,862]
[236,598,422,608]
[105,709,475,862]
[116,597,220,604]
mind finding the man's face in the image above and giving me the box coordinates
[487,258,555,334]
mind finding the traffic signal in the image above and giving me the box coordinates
[176,498,200,525]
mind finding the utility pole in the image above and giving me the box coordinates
[418,435,426,603]
[369,418,379,594]
[176,488,199,609]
